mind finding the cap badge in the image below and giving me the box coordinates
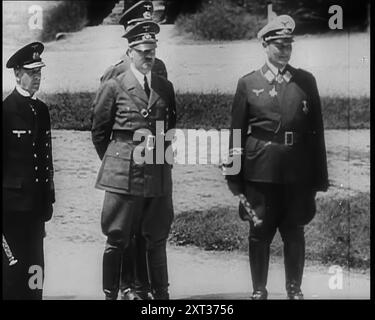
[143,11,152,19]
[144,4,152,10]
[143,33,152,40]
[252,88,264,97]
[32,52,40,60]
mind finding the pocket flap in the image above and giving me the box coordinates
[105,141,132,159]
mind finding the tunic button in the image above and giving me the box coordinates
[46,166,49,170]
[46,155,49,158]
[34,154,37,158]
[46,143,48,147]
[32,143,35,147]
[35,178,39,182]
[116,152,119,156]
[46,178,49,182]
[35,166,38,170]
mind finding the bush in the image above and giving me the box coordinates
[2,91,368,130]
[41,1,88,42]
[175,0,266,41]
[169,192,370,269]
[39,91,96,130]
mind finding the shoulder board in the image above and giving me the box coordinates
[113,59,124,67]
[242,70,256,78]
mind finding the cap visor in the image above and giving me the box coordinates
[131,42,157,51]
[23,61,46,69]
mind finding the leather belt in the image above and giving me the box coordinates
[112,130,155,150]
[249,126,311,146]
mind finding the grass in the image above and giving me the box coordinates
[2,91,369,130]
[169,191,370,269]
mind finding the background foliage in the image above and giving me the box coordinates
[5,91,366,131]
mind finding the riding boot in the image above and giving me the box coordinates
[120,238,135,292]
[103,241,122,300]
[249,238,270,300]
[134,235,152,299]
[284,241,305,300]
[146,244,169,300]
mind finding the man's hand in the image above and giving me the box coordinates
[227,180,244,196]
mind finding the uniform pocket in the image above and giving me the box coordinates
[97,141,133,191]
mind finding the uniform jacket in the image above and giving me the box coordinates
[226,64,328,191]
[2,89,55,220]
[100,56,168,82]
[91,69,176,197]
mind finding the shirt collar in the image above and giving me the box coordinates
[265,58,286,75]
[16,85,37,100]
[130,63,151,89]
[263,60,291,83]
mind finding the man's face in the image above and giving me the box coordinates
[264,40,293,69]
[16,67,42,95]
[129,47,156,74]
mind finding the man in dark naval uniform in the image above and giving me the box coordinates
[95,0,170,300]
[224,15,328,300]
[2,42,55,300]
[92,19,176,300]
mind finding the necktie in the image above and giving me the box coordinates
[144,75,150,99]
[276,70,283,83]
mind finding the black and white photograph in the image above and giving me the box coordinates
[2,0,370,306]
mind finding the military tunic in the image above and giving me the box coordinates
[2,88,55,300]
[227,63,328,191]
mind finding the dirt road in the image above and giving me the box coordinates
[43,241,370,300]
[2,26,370,97]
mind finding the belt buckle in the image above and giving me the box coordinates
[141,109,149,118]
[285,131,293,146]
[146,135,155,150]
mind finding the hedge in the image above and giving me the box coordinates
[28,91,372,130]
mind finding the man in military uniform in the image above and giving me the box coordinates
[95,0,170,301]
[224,15,328,299]
[92,19,176,300]
[3,42,55,300]
[100,0,168,83]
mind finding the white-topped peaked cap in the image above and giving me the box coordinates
[257,15,295,42]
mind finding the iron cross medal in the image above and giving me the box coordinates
[269,86,277,97]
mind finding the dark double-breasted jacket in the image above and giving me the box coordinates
[226,63,328,192]
[2,89,55,221]
[91,69,176,197]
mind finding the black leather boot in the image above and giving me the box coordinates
[120,238,136,295]
[146,244,170,300]
[103,241,122,300]
[284,241,305,300]
[133,236,152,300]
[249,239,270,300]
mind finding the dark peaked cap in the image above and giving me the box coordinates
[123,20,160,50]
[6,42,46,69]
[119,0,154,29]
